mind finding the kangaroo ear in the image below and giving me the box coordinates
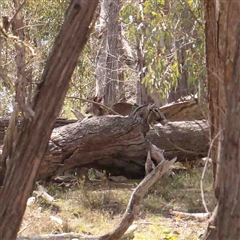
[97,96,103,103]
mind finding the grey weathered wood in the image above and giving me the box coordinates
[160,96,208,122]
[0,112,209,181]
[39,115,149,179]
[37,117,209,180]
[147,120,209,161]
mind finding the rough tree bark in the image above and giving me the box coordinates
[104,0,119,106]
[0,116,208,182]
[0,96,208,146]
[118,23,126,100]
[147,120,209,161]
[203,1,240,239]
[12,0,34,117]
[135,1,149,106]
[34,118,208,180]
[204,0,226,182]
[160,96,208,121]
[0,97,209,183]
[168,39,190,102]
[95,0,108,97]
[0,1,99,239]
[95,0,119,106]
[0,0,34,184]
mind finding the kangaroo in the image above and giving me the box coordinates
[85,96,105,116]
[85,96,137,116]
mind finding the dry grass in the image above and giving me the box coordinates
[20,166,214,239]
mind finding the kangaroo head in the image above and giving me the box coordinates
[85,96,104,116]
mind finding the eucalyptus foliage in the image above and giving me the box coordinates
[120,0,205,98]
[0,0,95,118]
[0,0,205,118]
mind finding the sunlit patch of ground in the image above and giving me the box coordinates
[20,166,214,239]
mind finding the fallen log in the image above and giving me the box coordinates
[39,115,150,180]
[0,97,207,144]
[0,118,77,145]
[147,120,209,161]
[0,104,209,182]
[37,116,208,180]
[0,114,209,182]
[159,95,208,121]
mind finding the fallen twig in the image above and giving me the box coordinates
[170,210,211,221]
[200,129,222,214]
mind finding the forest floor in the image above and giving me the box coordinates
[20,166,215,240]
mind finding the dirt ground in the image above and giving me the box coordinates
[20,166,215,240]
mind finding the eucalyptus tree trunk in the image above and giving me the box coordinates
[0,0,34,197]
[203,1,240,239]
[12,0,34,117]
[0,1,98,239]
[95,0,119,106]
[118,23,126,100]
[104,0,119,106]
[95,0,108,98]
